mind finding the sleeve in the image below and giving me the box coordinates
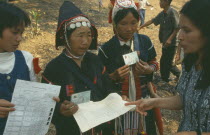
[98,47,109,69]
[172,9,179,29]
[146,36,157,62]
[41,64,64,125]
[147,41,158,71]
[152,12,162,26]
[21,51,37,82]
[175,64,186,96]
[144,36,159,81]
[101,66,121,96]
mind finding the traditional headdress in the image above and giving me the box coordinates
[56,1,98,50]
[112,0,137,21]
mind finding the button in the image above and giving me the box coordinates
[7,76,11,80]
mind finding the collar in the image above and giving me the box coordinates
[0,52,14,62]
[164,6,172,14]
[119,40,131,46]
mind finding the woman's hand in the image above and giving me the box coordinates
[125,98,156,116]
[0,99,15,118]
[135,60,154,75]
[109,65,130,82]
[60,100,78,117]
[53,97,60,102]
[164,39,172,47]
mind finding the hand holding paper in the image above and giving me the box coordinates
[123,51,139,66]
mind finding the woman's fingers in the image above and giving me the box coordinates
[60,101,79,116]
[125,100,152,115]
[63,104,79,115]
[139,59,147,65]
[121,65,129,69]
[125,100,142,106]
[115,65,130,79]
[53,97,60,102]
[135,62,146,73]
[0,111,10,118]
[136,110,148,116]
[0,100,15,118]
[0,107,15,112]
[119,65,130,74]
[0,99,15,108]
[120,70,130,78]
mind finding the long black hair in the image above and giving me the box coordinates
[181,0,210,89]
[113,8,139,26]
[0,2,31,37]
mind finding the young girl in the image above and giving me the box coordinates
[0,2,38,134]
[99,0,162,134]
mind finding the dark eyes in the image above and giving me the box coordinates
[77,34,92,37]
[182,28,191,33]
[120,22,138,25]
[13,32,19,34]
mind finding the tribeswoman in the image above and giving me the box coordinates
[42,1,116,135]
[108,0,139,24]
[98,0,163,135]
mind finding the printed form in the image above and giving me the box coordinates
[3,80,60,135]
[73,93,136,133]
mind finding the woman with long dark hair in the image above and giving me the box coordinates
[126,0,210,134]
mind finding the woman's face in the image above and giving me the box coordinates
[178,14,207,54]
[68,26,92,56]
[115,12,138,41]
[0,25,24,53]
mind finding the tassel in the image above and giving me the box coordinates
[152,84,164,135]
[33,58,41,74]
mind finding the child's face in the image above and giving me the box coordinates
[159,0,169,9]
[0,25,25,53]
[115,12,139,41]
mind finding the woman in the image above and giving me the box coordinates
[42,1,115,135]
[0,2,39,134]
[108,0,139,24]
[126,0,210,134]
[98,0,162,135]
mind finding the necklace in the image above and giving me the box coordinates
[65,48,85,60]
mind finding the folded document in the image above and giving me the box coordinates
[73,93,136,133]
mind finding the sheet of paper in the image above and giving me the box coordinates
[73,93,136,133]
[123,51,139,65]
[3,79,60,135]
[71,90,91,104]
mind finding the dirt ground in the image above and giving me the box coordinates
[11,0,189,134]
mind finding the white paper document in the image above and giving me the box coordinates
[73,93,136,133]
[3,80,60,135]
[123,51,139,65]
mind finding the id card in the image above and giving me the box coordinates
[71,91,91,104]
[123,51,139,65]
